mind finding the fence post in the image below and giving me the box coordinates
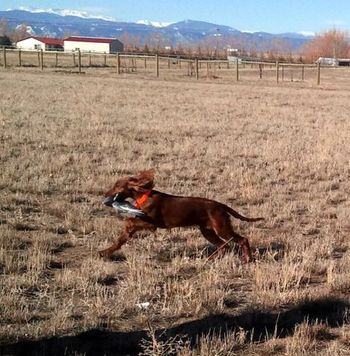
[276,61,279,83]
[116,52,120,74]
[78,49,82,73]
[195,58,199,80]
[301,65,305,81]
[144,57,147,68]
[88,51,91,67]
[37,50,40,67]
[72,52,76,67]
[104,52,107,67]
[259,63,262,79]
[40,49,44,70]
[168,57,170,69]
[155,54,159,77]
[18,49,22,67]
[236,58,239,81]
[55,52,58,67]
[3,47,6,68]
[290,69,293,82]
[282,66,284,81]
[316,62,321,85]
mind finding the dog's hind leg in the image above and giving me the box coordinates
[199,226,229,258]
[209,211,253,263]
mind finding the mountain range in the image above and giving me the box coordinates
[0,9,313,51]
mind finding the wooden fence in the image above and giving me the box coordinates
[0,47,322,85]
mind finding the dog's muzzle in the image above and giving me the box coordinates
[103,194,123,207]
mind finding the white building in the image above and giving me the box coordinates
[64,36,124,54]
[316,57,339,66]
[16,36,64,51]
[316,57,350,67]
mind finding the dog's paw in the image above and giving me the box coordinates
[98,249,110,258]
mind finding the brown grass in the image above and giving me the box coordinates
[0,66,350,355]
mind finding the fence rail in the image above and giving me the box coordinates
[1,47,322,84]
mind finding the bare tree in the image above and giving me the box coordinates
[11,23,29,42]
[0,18,12,46]
[148,32,167,52]
[0,18,9,37]
[119,33,141,52]
[302,29,349,63]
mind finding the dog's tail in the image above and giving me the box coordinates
[224,205,264,222]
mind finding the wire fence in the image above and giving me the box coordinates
[0,48,322,84]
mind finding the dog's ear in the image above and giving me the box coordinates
[128,169,155,192]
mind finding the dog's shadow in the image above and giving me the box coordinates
[253,242,285,262]
[105,241,285,264]
[2,297,349,356]
[107,253,127,263]
[189,242,285,262]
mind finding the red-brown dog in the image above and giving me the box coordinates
[100,170,263,263]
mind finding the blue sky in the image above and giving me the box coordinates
[2,0,350,34]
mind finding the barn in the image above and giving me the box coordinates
[63,36,124,54]
[16,36,64,51]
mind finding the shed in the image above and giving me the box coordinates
[316,57,350,67]
[64,36,124,54]
[16,36,64,51]
[338,58,350,66]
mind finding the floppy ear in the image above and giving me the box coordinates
[128,169,155,192]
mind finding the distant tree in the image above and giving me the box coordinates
[143,43,149,53]
[302,29,349,62]
[267,38,293,59]
[11,24,29,43]
[0,18,9,37]
[118,33,141,52]
[175,43,184,56]
[196,44,202,57]
[0,35,12,46]
[200,36,216,57]
[148,32,166,52]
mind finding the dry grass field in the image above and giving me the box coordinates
[1,66,350,355]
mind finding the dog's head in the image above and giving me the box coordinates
[104,169,155,202]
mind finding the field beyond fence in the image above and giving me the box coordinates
[1,47,323,84]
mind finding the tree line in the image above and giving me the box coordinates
[1,18,349,63]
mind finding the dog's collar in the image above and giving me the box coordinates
[135,191,152,209]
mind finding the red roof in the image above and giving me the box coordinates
[64,36,117,44]
[30,36,64,46]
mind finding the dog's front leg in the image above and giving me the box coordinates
[99,218,156,257]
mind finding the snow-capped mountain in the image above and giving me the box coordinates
[136,20,173,28]
[0,9,312,50]
[12,6,115,21]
